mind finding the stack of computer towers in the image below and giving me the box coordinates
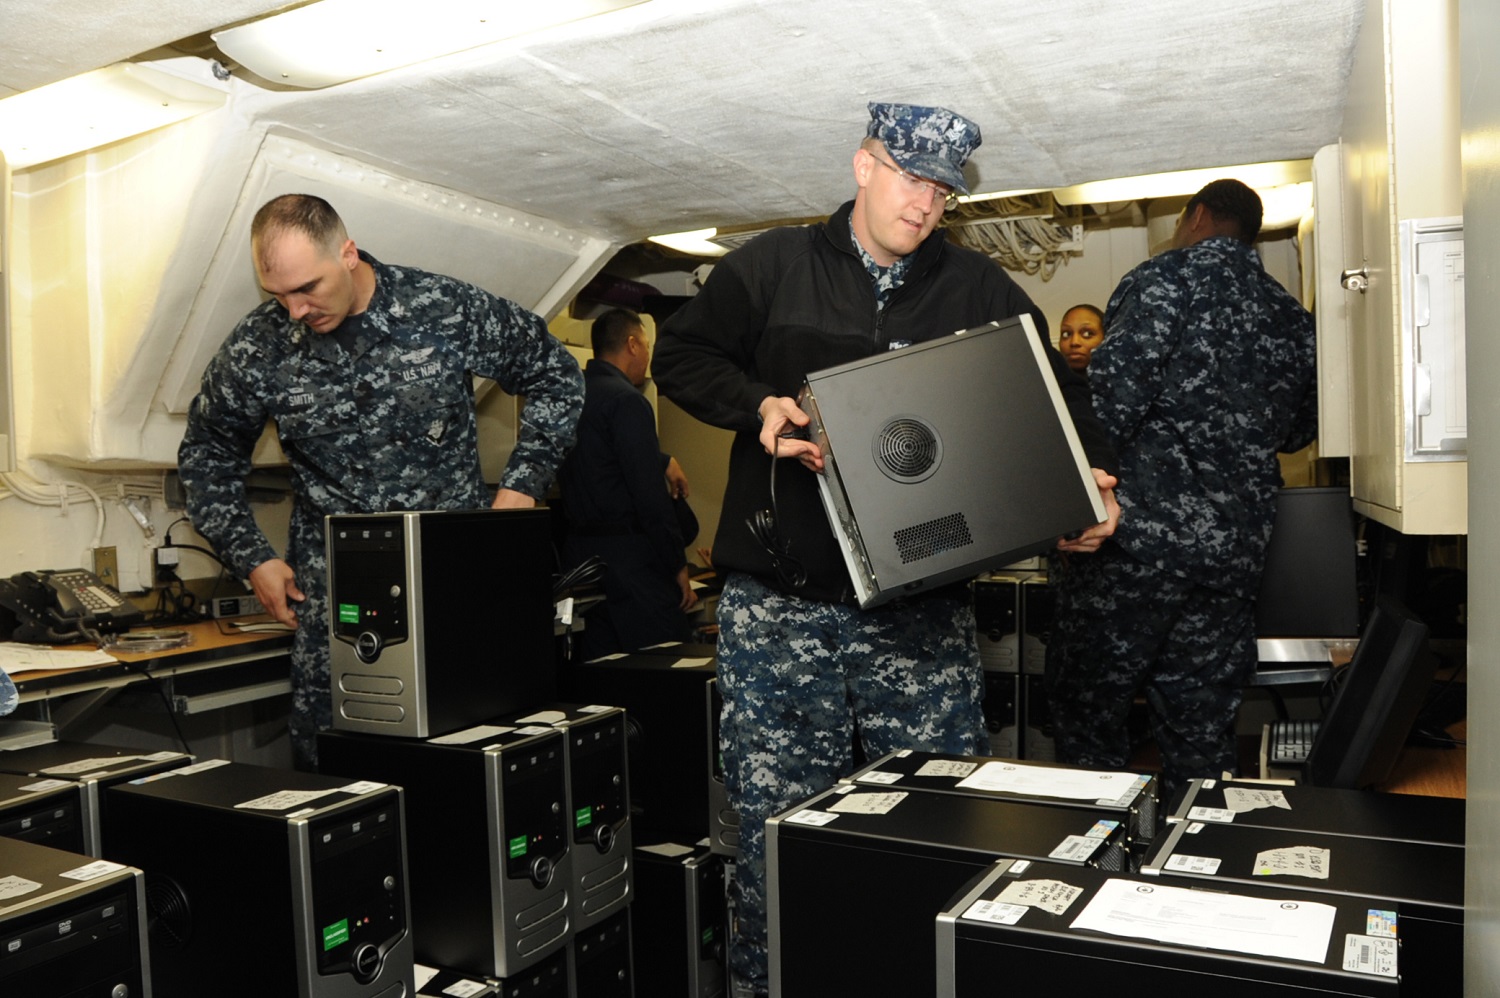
[103,761,413,997]
[561,651,726,996]
[936,858,1400,996]
[1019,575,1057,760]
[766,782,1131,998]
[973,574,1022,758]
[0,835,151,997]
[0,741,195,856]
[489,703,634,998]
[1142,799,1463,996]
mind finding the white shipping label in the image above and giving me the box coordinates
[41,757,138,775]
[513,726,552,736]
[578,704,612,714]
[961,899,1029,925]
[827,792,907,815]
[429,725,514,745]
[171,759,231,777]
[1048,835,1102,863]
[60,860,126,882]
[20,779,72,792]
[1165,853,1222,875]
[443,980,490,997]
[1253,846,1330,880]
[1187,806,1236,823]
[235,788,339,811]
[1223,787,1291,812]
[339,781,386,795]
[0,876,41,901]
[858,771,903,785]
[784,810,838,826]
[997,879,1084,916]
[141,751,183,762]
[914,759,977,779]
[1343,934,1399,977]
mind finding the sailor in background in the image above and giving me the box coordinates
[654,102,1119,998]
[1045,178,1318,798]
[177,194,582,769]
[557,307,699,659]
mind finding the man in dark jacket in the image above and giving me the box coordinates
[1045,178,1319,800]
[558,307,697,658]
[653,102,1120,998]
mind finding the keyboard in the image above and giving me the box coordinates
[1268,719,1321,765]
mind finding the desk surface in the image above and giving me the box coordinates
[9,618,292,701]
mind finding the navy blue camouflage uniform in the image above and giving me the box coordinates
[655,190,1117,994]
[1045,234,1317,795]
[178,251,582,768]
[0,671,16,717]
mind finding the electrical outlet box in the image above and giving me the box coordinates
[91,546,120,590]
[208,595,267,619]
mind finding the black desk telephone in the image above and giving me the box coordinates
[0,568,145,644]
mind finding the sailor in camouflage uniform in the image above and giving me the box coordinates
[178,194,583,769]
[0,670,16,717]
[654,103,1119,998]
[1045,178,1317,798]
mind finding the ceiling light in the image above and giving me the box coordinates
[1048,160,1312,206]
[648,228,729,257]
[0,61,227,170]
[214,0,649,90]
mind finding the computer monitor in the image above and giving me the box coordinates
[1303,597,1434,789]
[1255,486,1360,638]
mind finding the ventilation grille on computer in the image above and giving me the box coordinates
[894,512,973,564]
[873,416,942,483]
[145,874,193,949]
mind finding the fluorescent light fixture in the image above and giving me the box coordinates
[214,0,649,89]
[0,62,227,170]
[648,228,729,257]
[1049,160,1312,206]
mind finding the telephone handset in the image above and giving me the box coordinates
[0,568,146,644]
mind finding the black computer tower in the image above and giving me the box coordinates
[0,771,87,854]
[104,762,412,997]
[981,671,1021,759]
[1167,778,1465,847]
[0,835,151,998]
[326,508,556,738]
[0,741,194,856]
[560,654,715,839]
[1019,575,1054,676]
[704,678,740,859]
[974,574,1023,673]
[799,316,1106,608]
[632,842,725,998]
[937,859,1399,996]
[318,725,571,978]
[767,785,1130,998]
[1143,819,1462,996]
[843,750,1157,852]
[494,703,632,931]
[568,906,633,998]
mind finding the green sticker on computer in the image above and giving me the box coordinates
[323,918,349,951]
[509,834,527,859]
[338,604,360,624]
[575,806,593,829]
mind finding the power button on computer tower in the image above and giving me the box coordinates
[354,630,383,663]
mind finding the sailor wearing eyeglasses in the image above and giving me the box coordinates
[653,101,1120,998]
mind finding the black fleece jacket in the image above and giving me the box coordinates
[654,201,1118,604]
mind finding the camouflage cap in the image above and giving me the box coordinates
[866,102,981,195]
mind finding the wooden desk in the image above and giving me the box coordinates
[4,619,293,740]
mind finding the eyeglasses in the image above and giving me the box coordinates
[869,153,960,211]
